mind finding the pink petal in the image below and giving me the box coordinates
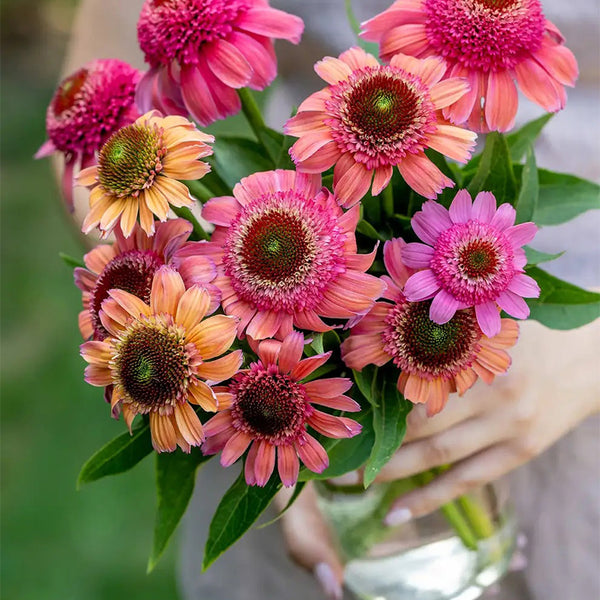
[489,203,516,231]
[475,301,502,337]
[485,70,518,132]
[380,24,429,62]
[390,54,447,87]
[314,57,352,85]
[295,434,329,473]
[294,140,342,173]
[304,378,352,398]
[338,46,380,70]
[34,139,56,159]
[429,290,460,324]
[62,156,76,213]
[421,200,453,232]
[383,238,413,287]
[196,55,241,117]
[246,309,283,340]
[290,133,334,162]
[284,110,329,136]
[341,334,390,370]
[236,8,304,43]
[256,338,281,366]
[277,445,300,488]
[514,58,565,113]
[360,8,426,43]
[472,192,497,223]
[205,38,252,88]
[229,31,277,90]
[505,222,538,249]
[402,242,434,269]
[429,78,471,110]
[334,161,373,208]
[180,65,219,127]
[221,431,253,466]
[254,441,276,487]
[398,153,454,200]
[278,330,305,373]
[448,189,473,223]
[308,410,361,439]
[244,442,259,485]
[427,124,477,163]
[443,64,478,126]
[290,352,332,381]
[202,195,240,226]
[372,165,394,196]
[533,38,578,86]
[508,273,540,298]
[308,394,360,413]
[403,269,441,301]
[496,290,530,319]
[154,219,193,260]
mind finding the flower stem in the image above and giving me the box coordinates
[380,183,395,219]
[171,206,209,241]
[456,494,496,540]
[238,88,276,163]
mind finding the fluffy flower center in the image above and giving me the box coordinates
[383,299,481,379]
[113,318,191,411]
[327,66,436,169]
[98,124,166,196]
[231,366,311,442]
[424,0,545,71]
[223,191,346,313]
[52,68,88,116]
[91,250,164,339]
[430,220,515,304]
[138,0,250,67]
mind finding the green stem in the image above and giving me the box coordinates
[171,206,209,241]
[184,179,214,204]
[456,495,496,540]
[380,183,394,219]
[238,88,274,160]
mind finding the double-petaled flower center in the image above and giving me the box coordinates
[52,68,88,117]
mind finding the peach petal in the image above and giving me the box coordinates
[334,160,373,208]
[84,364,113,387]
[341,335,390,370]
[514,58,565,113]
[390,53,446,87]
[397,152,454,200]
[308,410,361,438]
[383,238,413,287]
[290,132,335,163]
[284,111,329,136]
[150,267,186,315]
[454,368,478,396]
[138,198,156,235]
[108,289,151,320]
[256,339,282,366]
[150,412,178,453]
[427,124,477,163]
[425,378,450,416]
[372,165,394,196]
[430,78,471,110]
[83,244,116,274]
[278,331,304,374]
[294,140,342,173]
[79,310,94,339]
[82,194,115,234]
[77,165,98,186]
[533,38,578,86]
[175,286,211,330]
[314,56,352,85]
[203,410,233,436]
[295,434,328,473]
[338,46,380,70]
[155,177,193,209]
[122,403,136,432]
[195,349,243,383]
[187,380,218,412]
[174,402,205,446]
[485,70,518,132]
[189,314,238,359]
[290,352,331,381]
[277,444,300,488]
[381,24,430,60]
[143,185,170,220]
[246,309,282,340]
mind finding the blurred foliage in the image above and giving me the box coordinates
[1,1,179,599]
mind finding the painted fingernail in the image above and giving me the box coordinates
[384,506,412,527]
[314,562,343,600]
[329,471,360,486]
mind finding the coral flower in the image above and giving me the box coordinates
[81,267,242,453]
[78,111,213,238]
[200,169,386,340]
[361,0,578,132]
[136,0,304,126]
[342,238,519,415]
[203,331,361,486]
[35,59,141,211]
[74,219,221,340]
[402,190,540,338]
[285,46,476,207]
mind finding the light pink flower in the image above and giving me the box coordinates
[285,46,476,207]
[36,59,141,211]
[342,238,520,416]
[361,0,578,132]
[402,190,540,337]
[199,169,385,340]
[136,0,303,126]
[203,331,361,486]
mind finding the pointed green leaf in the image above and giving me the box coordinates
[363,381,411,488]
[526,266,600,329]
[515,146,538,223]
[148,448,213,572]
[508,113,554,163]
[357,219,385,241]
[467,132,517,206]
[77,424,152,488]
[59,252,85,269]
[211,136,274,188]
[352,366,378,406]
[203,472,281,570]
[524,246,564,265]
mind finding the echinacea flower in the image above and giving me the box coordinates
[35,59,141,211]
[285,46,476,206]
[136,0,304,126]
[81,267,242,453]
[342,238,519,415]
[74,219,221,340]
[200,169,385,340]
[402,189,540,337]
[361,0,578,132]
[203,331,361,486]
[78,111,213,238]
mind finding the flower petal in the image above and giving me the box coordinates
[403,269,441,302]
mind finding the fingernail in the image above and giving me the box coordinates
[329,471,360,486]
[314,562,343,600]
[384,506,412,527]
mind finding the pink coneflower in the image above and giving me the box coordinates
[203,331,361,486]
[81,266,242,453]
[77,111,213,238]
[361,0,578,132]
[136,0,304,126]
[36,59,141,211]
[199,169,385,340]
[342,238,519,415]
[402,190,539,338]
[285,46,476,207]
[74,219,221,340]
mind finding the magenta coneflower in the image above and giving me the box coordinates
[342,238,519,415]
[285,46,476,207]
[74,219,221,340]
[203,331,361,486]
[361,0,578,132]
[136,0,304,126]
[402,189,540,337]
[36,59,141,211]
[200,169,385,340]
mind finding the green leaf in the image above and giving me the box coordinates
[363,381,411,488]
[148,449,213,572]
[508,113,554,163]
[59,252,85,269]
[357,219,385,241]
[467,132,517,206]
[352,366,378,406]
[257,481,307,529]
[211,136,274,188]
[531,169,600,226]
[203,472,281,570]
[515,146,538,224]
[526,266,600,329]
[524,246,564,265]
[77,424,152,489]
[298,408,375,481]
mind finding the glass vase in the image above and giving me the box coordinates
[315,476,517,600]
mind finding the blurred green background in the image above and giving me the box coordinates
[1,2,179,598]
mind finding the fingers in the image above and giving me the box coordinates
[376,408,514,482]
[385,443,525,524]
[279,483,345,600]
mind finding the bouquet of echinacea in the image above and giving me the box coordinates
[37,0,599,583]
